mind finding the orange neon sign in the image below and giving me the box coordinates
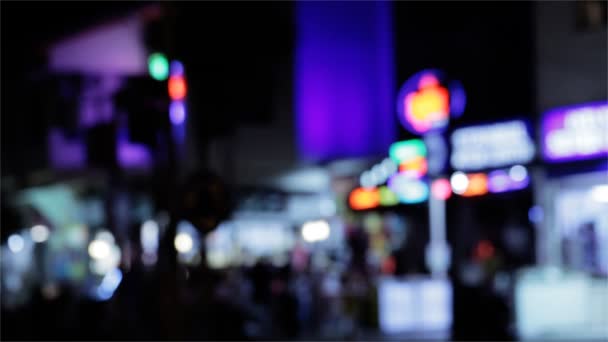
[462,173,488,197]
[399,156,428,177]
[349,187,380,210]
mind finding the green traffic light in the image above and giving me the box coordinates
[148,53,169,81]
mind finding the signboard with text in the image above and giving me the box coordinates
[541,101,608,163]
[450,120,535,171]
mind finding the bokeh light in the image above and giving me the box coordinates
[148,52,169,81]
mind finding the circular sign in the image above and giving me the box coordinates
[396,69,466,135]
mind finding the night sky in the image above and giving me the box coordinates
[2,1,536,174]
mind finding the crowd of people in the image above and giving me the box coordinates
[1,222,383,341]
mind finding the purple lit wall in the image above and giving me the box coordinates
[295,1,396,161]
[117,123,152,169]
[49,16,147,75]
[48,128,86,169]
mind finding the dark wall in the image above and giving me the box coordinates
[394,1,536,140]
[535,1,607,112]
[173,2,294,140]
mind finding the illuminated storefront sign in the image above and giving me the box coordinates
[450,120,535,171]
[541,101,608,162]
[397,69,466,135]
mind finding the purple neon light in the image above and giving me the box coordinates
[488,170,511,193]
[396,69,466,135]
[48,128,86,169]
[116,123,152,169]
[541,101,608,162]
[487,168,529,193]
[509,174,530,190]
[449,80,466,118]
[170,101,186,125]
[295,1,396,161]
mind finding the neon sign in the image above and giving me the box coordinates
[461,173,488,197]
[353,139,430,210]
[431,178,452,200]
[487,166,529,193]
[349,187,381,210]
[389,139,426,164]
[148,53,169,81]
[168,75,187,101]
[379,186,400,206]
[450,120,535,171]
[451,165,530,197]
[399,156,428,178]
[541,101,608,162]
[397,69,465,135]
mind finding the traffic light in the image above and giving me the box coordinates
[167,74,186,101]
[148,52,169,81]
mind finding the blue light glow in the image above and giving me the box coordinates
[528,206,543,223]
[170,101,186,125]
[95,267,122,301]
[170,61,184,76]
[388,173,429,204]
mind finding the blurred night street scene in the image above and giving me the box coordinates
[1,1,608,341]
